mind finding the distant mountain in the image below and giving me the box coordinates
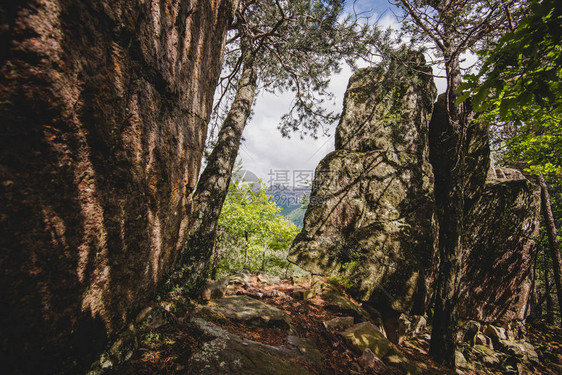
[266,184,310,228]
[284,206,306,228]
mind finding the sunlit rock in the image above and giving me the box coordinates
[288,54,438,314]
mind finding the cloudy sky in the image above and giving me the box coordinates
[238,0,448,187]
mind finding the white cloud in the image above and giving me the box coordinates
[238,0,464,185]
[240,66,354,182]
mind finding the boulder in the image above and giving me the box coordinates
[323,316,355,331]
[359,348,387,372]
[472,345,501,365]
[257,272,281,285]
[292,289,316,301]
[288,54,438,314]
[339,322,391,357]
[0,1,235,372]
[286,335,323,367]
[498,340,539,364]
[474,333,493,348]
[288,51,540,326]
[458,172,541,322]
[483,325,508,342]
[429,93,540,323]
[458,320,481,344]
[229,270,253,285]
[384,351,423,375]
[323,290,369,320]
[201,295,291,329]
[189,319,316,375]
[455,350,470,369]
[201,277,230,300]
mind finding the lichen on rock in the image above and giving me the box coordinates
[288,52,439,314]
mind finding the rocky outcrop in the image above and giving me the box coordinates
[288,55,438,314]
[458,168,541,322]
[290,57,540,326]
[189,318,318,375]
[428,94,541,323]
[108,271,562,375]
[0,1,235,373]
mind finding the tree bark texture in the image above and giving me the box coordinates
[429,54,466,369]
[182,47,258,292]
[538,173,562,325]
[545,264,555,323]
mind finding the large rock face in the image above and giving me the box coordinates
[458,169,541,322]
[288,57,439,314]
[0,1,235,373]
[428,95,540,323]
[290,62,541,325]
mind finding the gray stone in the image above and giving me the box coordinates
[385,351,423,375]
[363,305,387,337]
[323,316,355,331]
[202,295,291,329]
[229,270,252,285]
[458,320,481,344]
[288,54,438,314]
[339,322,391,357]
[201,277,229,300]
[498,339,539,364]
[474,333,493,348]
[292,289,316,300]
[429,94,541,324]
[458,176,541,323]
[189,319,315,375]
[455,351,469,369]
[287,335,323,367]
[257,272,281,285]
[359,348,387,372]
[323,290,369,320]
[473,345,501,365]
[0,0,236,372]
[484,325,508,341]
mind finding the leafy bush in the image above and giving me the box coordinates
[212,175,305,278]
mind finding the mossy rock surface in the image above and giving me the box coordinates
[201,295,291,329]
[339,322,391,357]
[189,319,315,375]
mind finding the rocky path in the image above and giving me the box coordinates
[98,272,561,375]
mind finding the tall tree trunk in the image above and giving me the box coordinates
[180,45,258,292]
[525,251,538,320]
[429,53,465,369]
[538,173,562,325]
[545,263,554,323]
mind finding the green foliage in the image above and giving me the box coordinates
[214,175,301,277]
[327,276,353,290]
[209,0,385,141]
[283,206,306,228]
[461,0,562,175]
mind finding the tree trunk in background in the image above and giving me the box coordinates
[429,54,465,369]
[538,174,562,325]
[526,254,537,320]
[181,46,257,292]
[545,265,554,323]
